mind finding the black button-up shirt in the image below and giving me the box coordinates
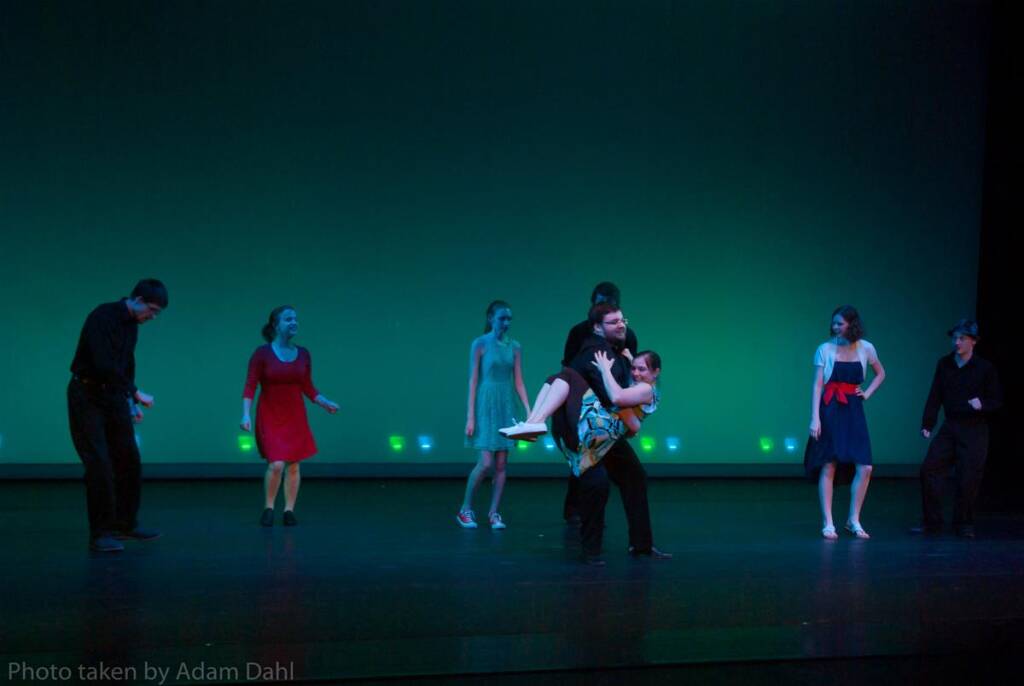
[921,353,1002,431]
[569,333,632,408]
[70,300,138,398]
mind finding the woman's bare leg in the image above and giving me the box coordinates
[525,383,553,422]
[283,463,301,511]
[264,461,285,508]
[462,451,494,512]
[525,378,570,424]
[848,464,873,531]
[488,451,508,516]
[818,462,836,531]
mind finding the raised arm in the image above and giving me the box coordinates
[303,351,338,413]
[976,363,1003,413]
[591,350,652,407]
[859,353,886,400]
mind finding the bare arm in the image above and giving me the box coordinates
[810,365,824,438]
[241,397,253,431]
[592,350,653,407]
[465,340,484,437]
[513,346,531,418]
[617,407,643,436]
[241,352,261,431]
[859,358,886,400]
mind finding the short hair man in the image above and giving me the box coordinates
[68,279,168,551]
[567,302,669,563]
[560,282,638,524]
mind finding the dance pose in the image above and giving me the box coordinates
[913,319,1002,538]
[68,279,168,552]
[242,306,338,527]
[804,305,886,540]
[501,349,660,479]
[560,281,639,523]
[517,302,667,563]
[458,301,530,529]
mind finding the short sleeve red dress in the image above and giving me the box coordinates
[243,345,320,463]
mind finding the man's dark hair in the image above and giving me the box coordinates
[588,302,621,327]
[131,279,168,308]
[590,281,621,306]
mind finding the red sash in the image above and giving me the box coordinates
[823,381,860,405]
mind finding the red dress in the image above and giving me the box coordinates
[243,345,320,463]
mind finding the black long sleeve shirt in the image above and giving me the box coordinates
[921,353,1002,431]
[70,300,138,398]
[569,333,632,408]
[562,320,638,367]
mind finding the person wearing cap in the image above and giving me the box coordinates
[913,319,1003,538]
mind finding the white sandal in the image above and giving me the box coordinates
[822,525,838,540]
[845,521,870,539]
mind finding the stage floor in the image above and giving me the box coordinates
[2,479,1022,685]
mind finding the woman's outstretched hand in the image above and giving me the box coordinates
[465,418,475,437]
[591,350,615,372]
[809,418,821,440]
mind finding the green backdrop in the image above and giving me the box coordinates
[0,1,989,466]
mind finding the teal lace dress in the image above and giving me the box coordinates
[467,336,522,452]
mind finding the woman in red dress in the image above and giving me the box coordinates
[241,306,338,526]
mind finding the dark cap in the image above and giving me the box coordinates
[947,319,979,340]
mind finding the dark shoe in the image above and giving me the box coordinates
[114,527,161,541]
[260,508,274,527]
[283,511,298,527]
[629,545,673,560]
[909,525,942,536]
[955,525,976,539]
[582,554,606,567]
[89,535,125,552]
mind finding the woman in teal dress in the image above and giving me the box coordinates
[457,300,531,529]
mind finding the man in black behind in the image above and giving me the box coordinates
[569,302,669,564]
[69,279,168,552]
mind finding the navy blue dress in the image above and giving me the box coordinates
[804,361,872,484]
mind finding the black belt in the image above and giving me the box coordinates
[72,375,117,392]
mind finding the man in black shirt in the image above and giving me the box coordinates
[914,319,1003,538]
[68,279,168,552]
[569,302,669,564]
[561,282,638,524]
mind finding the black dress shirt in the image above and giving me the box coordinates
[70,300,138,397]
[921,353,1002,431]
[569,333,632,408]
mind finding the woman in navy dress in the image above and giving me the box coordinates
[805,306,886,539]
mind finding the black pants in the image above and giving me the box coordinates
[577,438,653,556]
[67,380,142,538]
[920,420,989,527]
[563,475,580,520]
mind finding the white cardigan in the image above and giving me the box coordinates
[814,339,878,383]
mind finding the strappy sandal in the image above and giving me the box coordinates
[822,525,838,540]
[845,521,870,539]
